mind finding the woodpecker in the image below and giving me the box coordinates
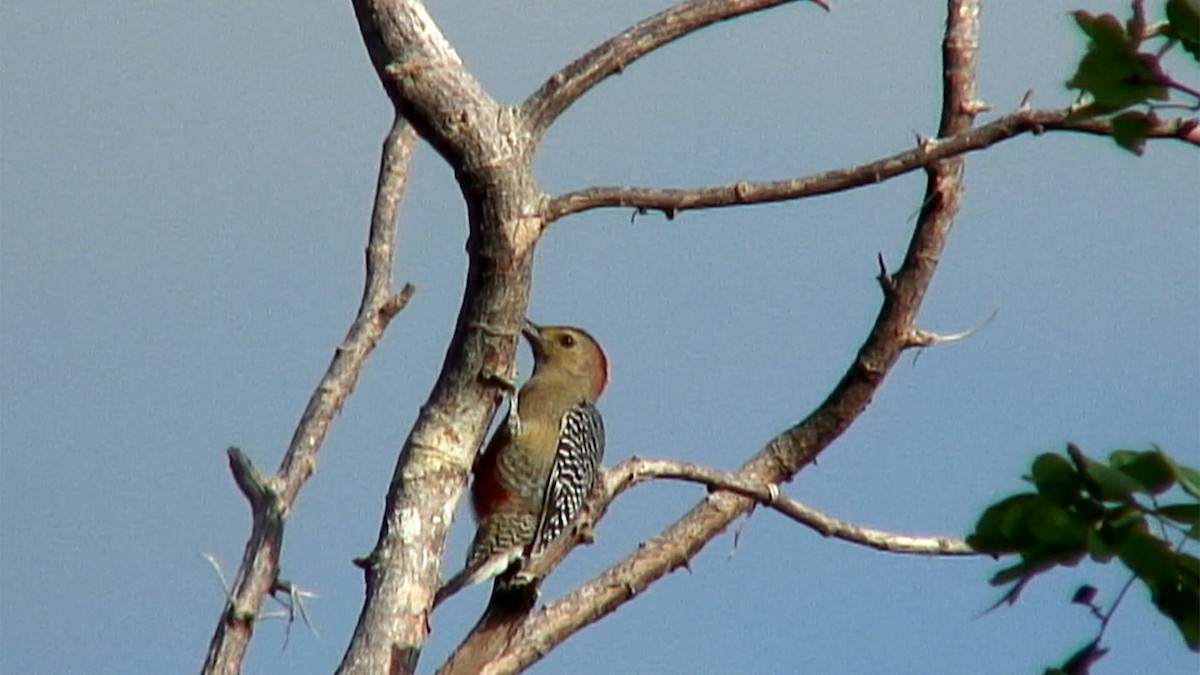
[435,319,608,606]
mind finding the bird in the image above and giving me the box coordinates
[434,319,608,607]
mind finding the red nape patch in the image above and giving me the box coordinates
[596,342,610,396]
[574,326,609,398]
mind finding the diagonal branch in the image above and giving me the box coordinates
[605,457,977,555]
[468,2,984,672]
[543,109,1199,221]
[200,116,417,675]
[521,0,829,136]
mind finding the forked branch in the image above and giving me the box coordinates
[447,2,984,673]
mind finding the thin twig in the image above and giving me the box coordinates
[522,0,828,135]
[605,458,977,555]
[543,109,1198,222]
[200,116,417,675]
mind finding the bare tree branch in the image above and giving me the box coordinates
[352,0,497,168]
[522,0,829,135]
[465,2,985,672]
[206,0,1193,672]
[200,116,417,675]
[543,109,1199,221]
[339,3,548,674]
[604,457,977,555]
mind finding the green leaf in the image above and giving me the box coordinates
[1157,503,1200,525]
[1166,0,1200,61]
[1027,499,1088,548]
[1072,11,1129,52]
[1032,452,1083,503]
[990,560,1029,586]
[1084,457,1149,500]
[987,575,1034,610]
[1108,111,1147,154]
[1067,11,1169,110]
[1110,447,1176,492]
[1117,528,1177,590]
[1148,572,1200,651]
[990,547,1086,586]
[1054,638,1109,674]
[1175,551,1200,581]
[1175,463,1200,500]
[1087,528,1115,562]
[1106,505,1147,530]
[970,493,1039,552]
[1108,449,1141,465]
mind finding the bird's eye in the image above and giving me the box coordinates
[558,333,576,348]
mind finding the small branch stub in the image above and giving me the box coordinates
[227,447,275,515]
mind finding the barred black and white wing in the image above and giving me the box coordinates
[530,402,605,556]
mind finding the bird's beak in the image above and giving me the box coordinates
[521,319,541,343]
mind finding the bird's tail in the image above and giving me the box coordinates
[473,572,540,633]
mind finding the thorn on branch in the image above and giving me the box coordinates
[962,99,992,116]
[1018,90,1035,111]
[905,307,998,349]
[875,253,898,296]
[270,578,321,642]
[203,553,233,599]
[730,519,747,558]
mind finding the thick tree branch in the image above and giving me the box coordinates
[352,0,500,169]
[339,3,546,674]
[522,0,828,136]
[201,116,417,675]
[543,109,1199,221]
[465,2,984,672]
[605,457,977,555]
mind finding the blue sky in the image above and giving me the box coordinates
[2,1,1196,673]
